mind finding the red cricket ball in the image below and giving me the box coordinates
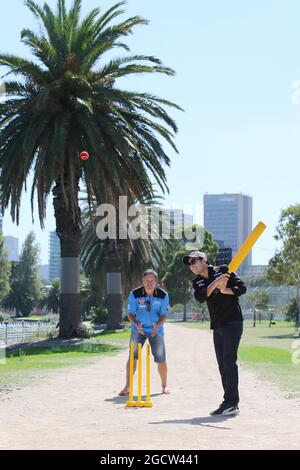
[80,151,90,161]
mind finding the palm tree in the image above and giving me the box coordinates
[81,195,165,328]
[0,0,181,338]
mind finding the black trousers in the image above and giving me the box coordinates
[213,321,243,406]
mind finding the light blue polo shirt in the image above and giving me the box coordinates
[127,286,170,334]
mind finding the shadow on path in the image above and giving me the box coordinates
[106,392,163,405]
[259,334,297,340]
[149,415,237,430]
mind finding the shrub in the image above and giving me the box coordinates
[85,323,95,337]
[0,311,11,322]
[47,324,59,340]
[41,313,59,324]
[90,305,108,325]
[285,298,298,322]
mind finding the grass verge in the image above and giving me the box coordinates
[0,336,125,392]
[176,320,300,399]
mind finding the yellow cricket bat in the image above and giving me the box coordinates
[228,221,267,273]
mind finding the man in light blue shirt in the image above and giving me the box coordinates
[119,269,170,396]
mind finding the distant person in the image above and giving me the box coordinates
[119,269,170,396]
[183,251,247,416]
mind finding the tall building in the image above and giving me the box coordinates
[149,207,193,238]
[49,231,61,281]
[216,248,232,266]
[168,209,193,230]
[4,236,19,261]
[204,193,253,270]
[243,265,268,278]
[39,265,49,283]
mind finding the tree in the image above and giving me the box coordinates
[243,290,270,327]
[161,227,219,321]
[244,291,270,311]
[0,0,181,337]
[81,195,165,328]
[2,232,42,317]
[268,204,300,327]
[43,279,60,314]
[246,276,273,288]
[162,247,193,321]
[285,298,297,322]
[0,231,11,301]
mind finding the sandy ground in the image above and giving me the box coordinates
[0,322,299,450]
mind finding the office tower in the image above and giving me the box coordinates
[39,265,49,283]
[49,231,61,281]
[204,193,253,270]
[4,236,19,261]
[168,209,193,229]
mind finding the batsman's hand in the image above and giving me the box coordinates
[216,274,230,290]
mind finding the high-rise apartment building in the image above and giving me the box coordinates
[204,193,253,270]
[4,236,19,262]
[49,231,61,281]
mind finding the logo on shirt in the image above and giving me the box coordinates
[138,300,145,305]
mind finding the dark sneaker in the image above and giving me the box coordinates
[210,403,240,416]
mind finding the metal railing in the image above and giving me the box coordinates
[0,321,56,346]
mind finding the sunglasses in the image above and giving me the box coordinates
[146,300,151,312]
[188,258,203,266]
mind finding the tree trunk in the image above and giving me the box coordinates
[105,240,124,330]
[296,284,300,332]
[183,303,187,322]
[53,175,88,339]
[253,307,256,327]
[106,271,124,329]
[106,265,125,329]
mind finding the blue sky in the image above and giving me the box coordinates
[1,0,300,264]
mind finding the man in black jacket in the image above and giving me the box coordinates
[183,250,247,416]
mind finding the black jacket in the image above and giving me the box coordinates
[192,265,247,330]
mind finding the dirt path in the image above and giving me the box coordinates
[0,323,299,450]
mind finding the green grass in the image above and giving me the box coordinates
[239,345,292,363]
[174,320,210,329]
[176,320,300,398]
[92,327,131,343]
[239,323,300,397]
[26,316,46,321]
[0,341,123,389]
[15,316,57,321]
[0,325,130,393]
[0,326,131,389]
[240,321,297,350]
[239,345,300,399]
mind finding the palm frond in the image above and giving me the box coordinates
[0,0,181,229]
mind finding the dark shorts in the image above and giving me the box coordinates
[129,330,166,363]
